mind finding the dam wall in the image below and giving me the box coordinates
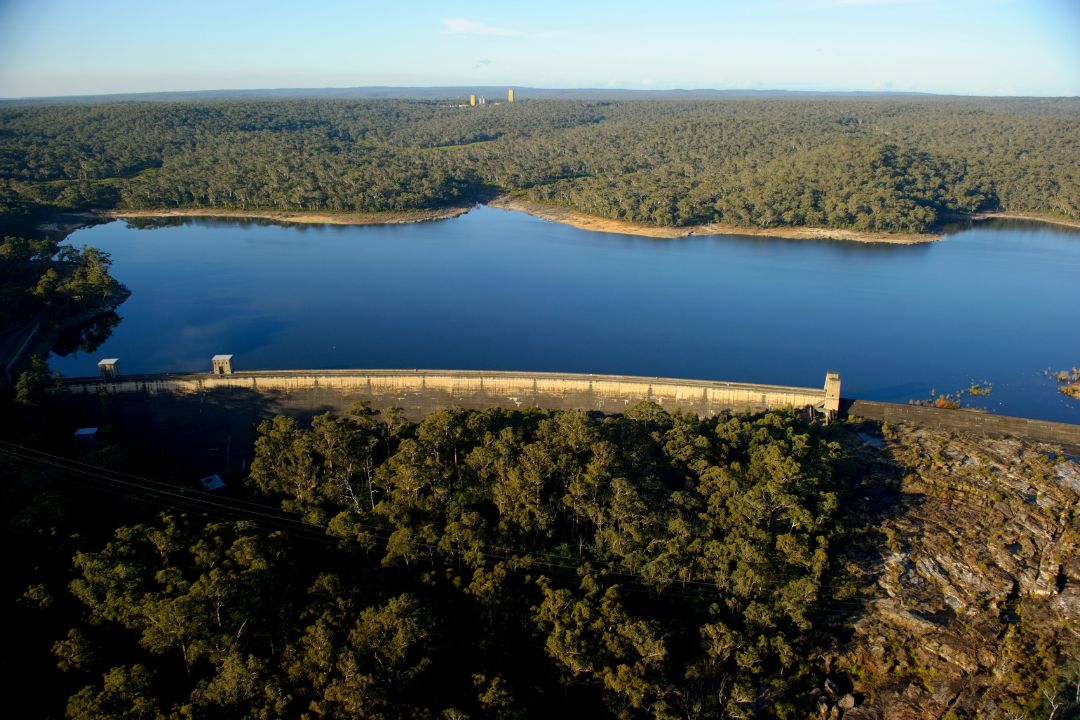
[62,368,837,419]
[52,368,1080,476]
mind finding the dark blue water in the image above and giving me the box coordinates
[53,206,1080,422]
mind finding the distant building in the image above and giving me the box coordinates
[508,88,514,103]
[469,94,476,106]
[478,95,486,105]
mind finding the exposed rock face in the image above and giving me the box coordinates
[833,425,1080,718]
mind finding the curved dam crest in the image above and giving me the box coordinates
[64,367,841,420]
[62,365,1080,454]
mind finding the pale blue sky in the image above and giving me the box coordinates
[0,0,1077,98]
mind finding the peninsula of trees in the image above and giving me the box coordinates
[1,96,1077,235]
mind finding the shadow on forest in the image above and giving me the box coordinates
[816,414,923,699]
[53,387,337,482]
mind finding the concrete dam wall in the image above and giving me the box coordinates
[63,368,840,420]
[61,363,1080,452]
[55,367,1080,470]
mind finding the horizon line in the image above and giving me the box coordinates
[3,84,1078,103]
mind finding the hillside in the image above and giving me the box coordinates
[2,97,1077,235]
[3,394,1077,718]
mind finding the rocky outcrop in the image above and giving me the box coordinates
[831,426,1080,718]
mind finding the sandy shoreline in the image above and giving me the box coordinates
[487,196,941,244]
[93,202,1080,243]
[99,206,473,226]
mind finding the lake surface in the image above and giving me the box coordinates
[54,206,1080,423]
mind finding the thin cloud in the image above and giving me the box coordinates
[443,18,519,37]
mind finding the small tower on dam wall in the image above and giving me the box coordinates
[97,358,120,379]
[211,355,234,375]
[823,371,841,419]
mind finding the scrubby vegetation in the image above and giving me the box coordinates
[1,96,1078,233]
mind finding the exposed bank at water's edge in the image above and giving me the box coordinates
[488,196,943,244]
[99,198,944,243]
[846,399,1080,454]
[81,195,1080,245]
[98,205,473,226]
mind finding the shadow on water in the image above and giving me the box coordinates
[938,216,1080,238]
[52,311,123,357]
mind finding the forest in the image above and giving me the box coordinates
[4,393,1079,719]
[1,96,1078,233]
[5,400,848,718]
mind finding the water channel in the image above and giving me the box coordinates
[53,206,1080,423]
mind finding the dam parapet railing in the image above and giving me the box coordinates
[61,367,841,420]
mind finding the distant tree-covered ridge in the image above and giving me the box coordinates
[1,97,1077,233]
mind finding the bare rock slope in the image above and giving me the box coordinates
[830,424,1079,718]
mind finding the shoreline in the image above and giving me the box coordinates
[97,205,473,226]
[75,203,1080,244]
[487,196,941,244]
[965,211,1080,231]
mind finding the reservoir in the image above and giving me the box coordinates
[52,206,1080,423]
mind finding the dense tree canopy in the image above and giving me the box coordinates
[1,97,1077,232]
[17,404,853,719]
[5,397,1077,719]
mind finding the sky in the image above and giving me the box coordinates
[0,0,1077,98]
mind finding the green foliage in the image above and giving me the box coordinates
[2,97,1077,231]
[0,234,129,333]
[42,405,852,718]
[14,354,56,406]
